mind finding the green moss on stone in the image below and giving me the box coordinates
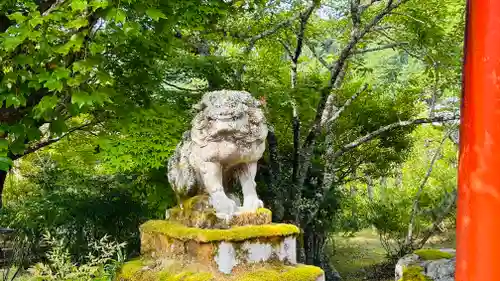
[116,259,214,281]
[240,265,323,281]
[140,220,300,242]
[116,259,323,281]
[256,208,272,216]
[398,266,432,281]
[414,249,454,261]
[117,259,145,280]
[167,196,273,228]
[164,272,214,281]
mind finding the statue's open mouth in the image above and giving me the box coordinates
[208,111,244,122]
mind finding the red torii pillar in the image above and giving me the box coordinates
[457,1,500,280]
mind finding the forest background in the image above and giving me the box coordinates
[0,0,464,280]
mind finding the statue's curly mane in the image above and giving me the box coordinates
[190,90,266,145]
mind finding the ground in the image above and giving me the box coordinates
[0,228,456,281]
[329,228,456,281]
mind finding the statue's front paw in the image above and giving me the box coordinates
[242,195,264,212]
[210,191,237,220]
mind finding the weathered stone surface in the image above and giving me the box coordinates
[140,220,300,274]
[213,237,297,274]
[395,248,455,281]
[165,195,272,229]
[167,90,268,220]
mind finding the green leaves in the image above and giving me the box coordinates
[91,89,113,105]
[2,36,25,51]
[0,139,8,156]
[89,42,105,55]
[71,89,112,108]
[68,18,89,29]
[14,54,35,66]
[116,10,127,24]
[90,0,109,11]
[54,68,71,80]
[71,0,88,12]
[29,14,44,28]
[106,8,127,24]
[34,95,60,119]
[0,0,239,167]
[67,74,88,87]
[7,12,26,23]
[0,157,13,171]
[50,118,68,136]
[44,78,64,92]
[72,58,101,74]
[55,33,86,55]
[146,8,166,21]
[71,91,93,108]
[5,95,25,108]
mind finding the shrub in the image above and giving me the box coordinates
[28,232,126,281]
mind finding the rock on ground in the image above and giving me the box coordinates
[395,248,455,281]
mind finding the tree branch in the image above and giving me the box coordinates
[238,3,317,86]
[352,42,409,54]
[390,12,426,24]
[297,0,412,190]
[329,116,456,163]
[245,13,302,53]
[279,39,294,58]
[293,3,317,63]
[328,0,410,88]
[327,83,368,124]
[417,189,457,249]
[350,0,362,28]
[359,0,383,13]
[304,0,412,150]
[11,122,94,160]
[41,0,66,16]
[304,116,457,228]
[405,129,452,246]
[306,41,331,70]
[164,81,206,92]
[283,3,317,185]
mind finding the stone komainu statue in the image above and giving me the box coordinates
[167,90,268,220]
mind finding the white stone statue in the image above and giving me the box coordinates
[167,90,268,220]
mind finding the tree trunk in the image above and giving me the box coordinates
[350,185,357,217]
[366,175,374,201]
[395,167,403,188]
[0,170,6,209]
[379,177,387,199]
[302,226,342,280]
[405,131,450,247]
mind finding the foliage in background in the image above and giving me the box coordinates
[1,156,155,263]
[28,232,126,281]
[345,125,458,258]
[0,0,465,280]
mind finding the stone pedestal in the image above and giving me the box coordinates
[116,214,325,281]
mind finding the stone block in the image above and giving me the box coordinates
[140,220,300,274]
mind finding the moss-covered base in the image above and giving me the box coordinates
[140,220,300,243]
[116,258,324,281]
[140,220,299,270]
[166,195,272,229]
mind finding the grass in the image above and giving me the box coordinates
[329,228,456,281]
